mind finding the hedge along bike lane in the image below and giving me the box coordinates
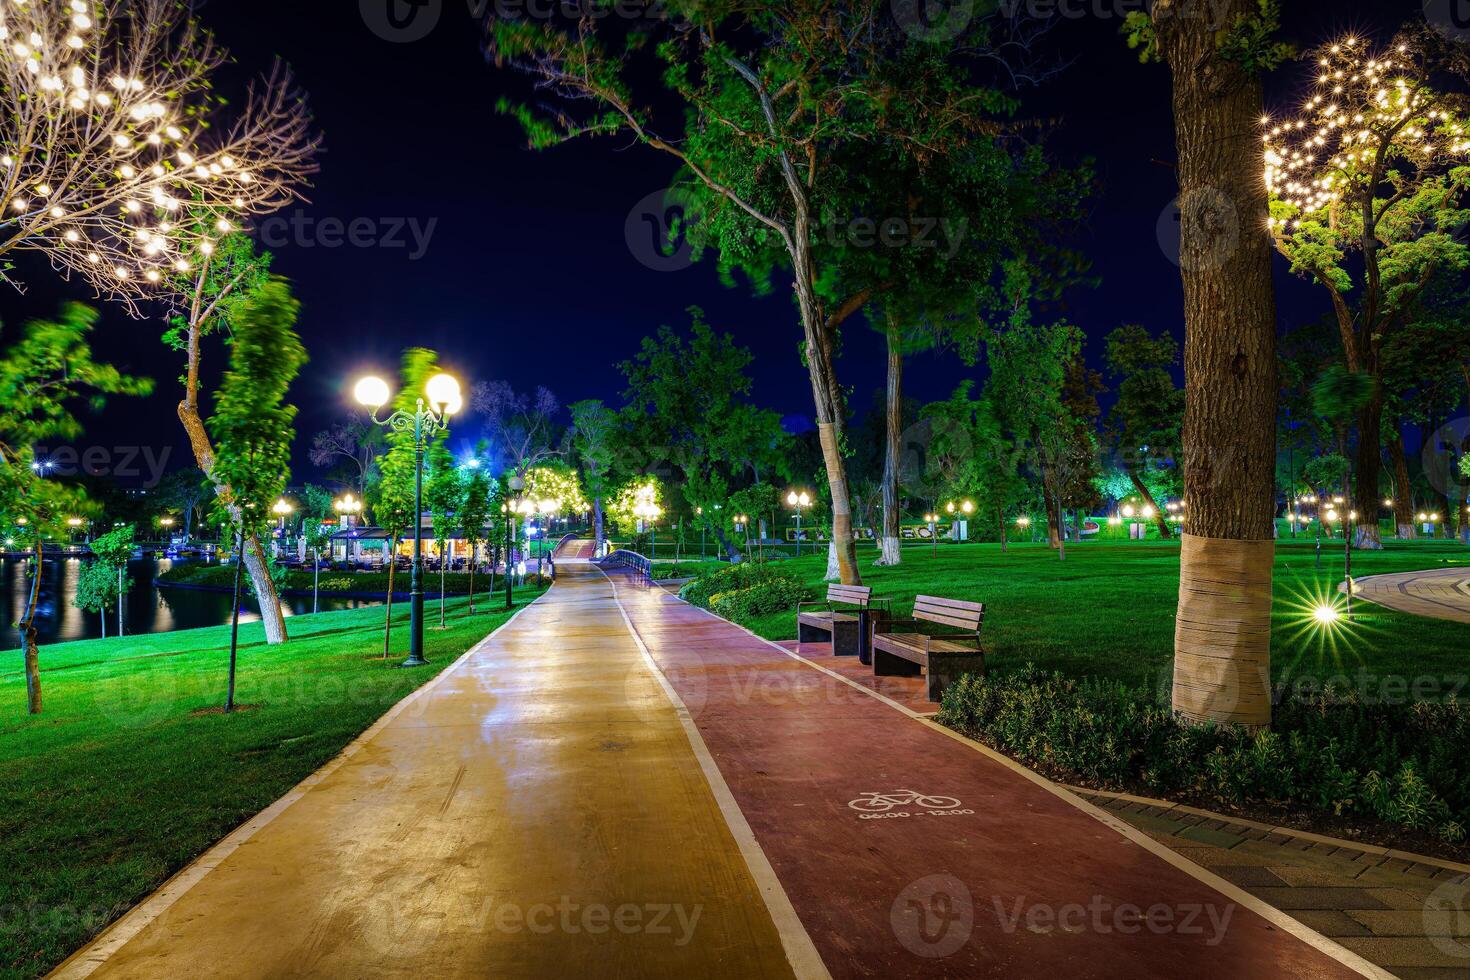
[596,564,1387,979]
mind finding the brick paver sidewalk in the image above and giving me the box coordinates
[1349,568,1470,624]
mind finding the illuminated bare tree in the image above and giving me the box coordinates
[0,0,319,645]
[0,0,316,301]
[471,381,564,479]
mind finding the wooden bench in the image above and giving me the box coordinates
[797,584,876,658]
[871,595,986,702]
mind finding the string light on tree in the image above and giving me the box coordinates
[1262,32,1470,237]
[0,0,316,310]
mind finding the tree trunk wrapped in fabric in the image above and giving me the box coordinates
[1137,0,1288,728]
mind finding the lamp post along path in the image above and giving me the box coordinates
[356,372,462,668]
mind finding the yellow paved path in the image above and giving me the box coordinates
[1347,566,1470,624]
[55,571,803,979]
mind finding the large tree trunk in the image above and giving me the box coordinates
[877,323,904,567]
[1156,0,1280,730]
[791,219,859,587]
[1127,468,1174,540]
[1388,431,1416,540]
[20,541,43,715]
[1352,390,1386,550]
[593,496,605,556]
[178,323,288,645]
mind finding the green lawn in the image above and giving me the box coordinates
[738,538,1470,697]
[0,589,545,980]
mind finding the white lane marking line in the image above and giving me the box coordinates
[644,580,1390,980]
[50,592,553,980]
[595,566,830,980]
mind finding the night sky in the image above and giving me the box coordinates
[0,0,1433,486]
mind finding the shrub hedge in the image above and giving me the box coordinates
[938,666,1470,842]
[679,561,809,620]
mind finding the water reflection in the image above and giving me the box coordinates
[0,555,378,650]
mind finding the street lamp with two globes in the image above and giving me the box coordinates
[353,370,463,668]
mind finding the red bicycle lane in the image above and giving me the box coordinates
[600,568,1375,980]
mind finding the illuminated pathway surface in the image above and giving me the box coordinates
[56,566,805,980]
[1347,566,1470,624]
[60,564,1383,979]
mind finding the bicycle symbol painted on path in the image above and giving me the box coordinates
[848,790,963,813]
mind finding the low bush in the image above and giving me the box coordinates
[938,666,1470,842]
[709,577,808,620]
[679,561,808,619]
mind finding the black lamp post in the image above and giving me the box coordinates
[355,372,462,668]
[505,474,525,611]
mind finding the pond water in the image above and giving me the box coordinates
[0,555,379,650]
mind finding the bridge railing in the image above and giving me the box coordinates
[598,549,652,580]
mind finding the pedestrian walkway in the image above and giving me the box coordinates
[1074,788,1470,976]
[553,537,597,561]
[58,565,1384,978]
[1349,567,1470,624]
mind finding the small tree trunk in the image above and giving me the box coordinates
[20,541,43,715]
[1056,493,1067,562]
[1128,469,1173,540]
[383,540,397,659]
[877,322,905,567]
[468,544,476,615]
[100,608,107,640]
[178,380,289,645]
[1156,0,1279,730]
[313,549,320,615]
[226,529,244,713]
[440,558,447,628]
[998,509,1009,553]
[1388,433,1416,540]
[117,564,125,637]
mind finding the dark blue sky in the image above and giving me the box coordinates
[1,0,1430,484]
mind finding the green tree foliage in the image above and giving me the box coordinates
[0,304,151,713]
[490,1,1059,585]
[73,524,136,638]
[206,280,307,712]
[368,348,453,656]
[458,448,494,613]
[569,400,621,552]
[1264,24,1470,545]
[1104,324,1183,537]
[154,468,211,540]
[618,310,787,561]
[300,485,336,615]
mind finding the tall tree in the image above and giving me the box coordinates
[1128,0,1290,728]
[490,2,1049,585]
[569,400,619,555]
[0,1,317,644]
[0,304,150,714]
[1263,23,1470,548]
[1104,324,1185,539]
[155,468,210,541]
[619,310,787,563]
[206,281,306,712]
[309,416,385,498]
